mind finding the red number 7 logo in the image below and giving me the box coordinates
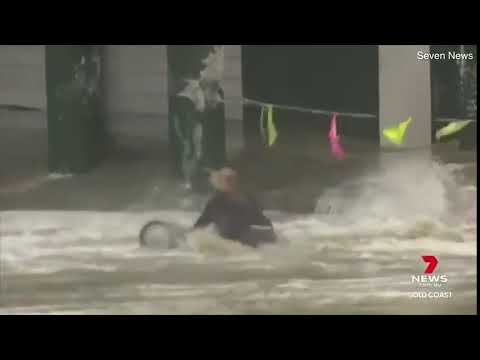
[422,256,439,274]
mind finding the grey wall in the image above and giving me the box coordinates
[103,45,169,139]
[0,45,47,129]
[223,45,244,154]
[379,45,432,148]
[104,45,168,116]
[103,45,244,151]
[0,45,46,110]
[224,45,243,120]
[0,45,47,131]
[0,45,243,134]
[102,45,244,156]
[103,45,243,120]
[0,44,439,156]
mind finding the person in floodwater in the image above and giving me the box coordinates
[194,167,277,248]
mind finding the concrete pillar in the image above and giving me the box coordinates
[379,45,432,149]
[223,45,244,157]
[378,45,434,200]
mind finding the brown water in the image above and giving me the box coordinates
[0,140,476,314]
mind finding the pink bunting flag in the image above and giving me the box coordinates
[328,113,346,160]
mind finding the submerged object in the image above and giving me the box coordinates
[139,220,186,249]
[435,120,474,140]
[139,218,276,250]
[383,116,413,145]
[328,113,346,159]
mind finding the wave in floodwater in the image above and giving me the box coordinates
[0,157,476,314]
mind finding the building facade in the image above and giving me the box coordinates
[0,45,476,176]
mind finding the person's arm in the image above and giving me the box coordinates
[248,197,273,228]
[251,212,273,228]
[193,198,216,228]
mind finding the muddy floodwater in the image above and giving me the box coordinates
[0,143,476,315]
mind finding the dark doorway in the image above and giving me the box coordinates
[431,45,477,149]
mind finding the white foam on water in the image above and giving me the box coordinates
[0,157,476,314]
[48,173,74,180]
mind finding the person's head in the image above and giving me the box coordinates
[209,167,239,193]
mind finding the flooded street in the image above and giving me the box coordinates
[0,145,476,315]
[0,44,476,315]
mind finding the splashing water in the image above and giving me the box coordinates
[316,153,465,223]
[0,154,476,315]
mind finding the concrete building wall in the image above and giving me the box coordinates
[103,45,244,150]
[223,45,243,120]
[0,45,243,135]
[223,45,244,153]
[0,45,46,111]
[0,45,435,151]
[103,45,243,120]
[0,45,47,130]
[104,45,169,116]
[102,45,168,140]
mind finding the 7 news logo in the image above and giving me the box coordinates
[411,256,448,286]
[409,256,452,299]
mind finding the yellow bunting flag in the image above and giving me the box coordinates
[260,105,278,147]
[435,120,473,141]
[383,116,413,145]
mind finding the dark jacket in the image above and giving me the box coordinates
[194,192,276,247]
